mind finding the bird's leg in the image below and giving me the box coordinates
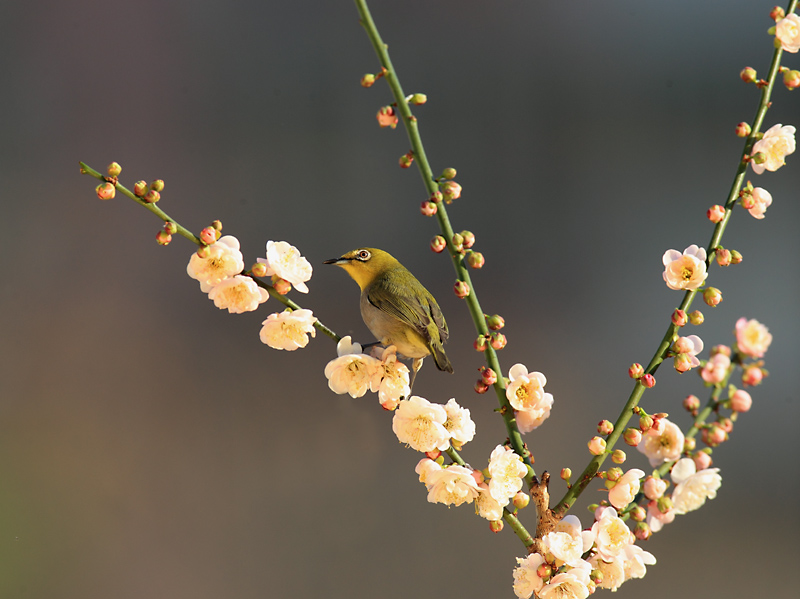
[408,357,424,394]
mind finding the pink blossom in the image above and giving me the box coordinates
[643,476,668,500]
[747,187,773,219]
[735,317,773,358]
[637,418,684,467]
[662,245,708,291]
[608,468,645,509]
[750,124,796,174]
[730,389,753,412]
[700,352,731,384]
[775,14,800,53]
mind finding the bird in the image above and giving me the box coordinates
[324,247,453,387]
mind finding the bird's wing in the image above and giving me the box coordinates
[367,275,446,342]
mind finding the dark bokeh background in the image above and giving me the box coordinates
[1,1,798,597]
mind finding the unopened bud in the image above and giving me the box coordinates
[487,314,505,330]
[689,310,704,325]
[360,73,376,88]
[474,335,488,352]
[630,505,647,522]
[640,373,656,388]
[441,167,457,180]
[703,287,723,307]
[513,492,530,510]
[693,450,713,470]
[751,151,766,165]
[672,309,687,327]
[489,520,504,533]
[639,413,654,433]
[95,182,115,200]
[588,436,607,456]
[634,522,651,541]
[460,231,475,249]
[251,262,268,277]
[271,276,292,295]
[536,563,552,579]
[729,249,742,264]
[133,180,147,197]
[150,179,165,192]
[734,122,752,138]
[707,204,725,223]
[560,468,572,482]
[454,280,470,298]
[430,190,443,203]
[441,180,462,203]
[715,248,731,266]
[408,93,427,105]
[606,467,623,482]
[684,437,696,452]
[467,251,485,269]
[430,235,446,253]
[474,379,490,394]
[106,162,122,177]
[196,245,211,259]
[628,363,644,379]
[376,106,398,129]
[163,221,178,235]
[199,227,217,245]
[740,66,757,83]
[420,200,437,216]
[451,233,464,251]
[480,367,497,386]
[399,151,414,168]
[155,230,172,245]
[611,449,626,464]
[742,365,764,386]
[683,394,701,412]
[143,190,160,204]
[597,420,614,435]
[783,69,800,90]
[770,6,786,21]
[490,332,507,350]
[623,428,642,446]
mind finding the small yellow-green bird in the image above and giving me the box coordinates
[324,248,453,383]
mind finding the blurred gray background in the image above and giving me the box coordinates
[1,1,798,597]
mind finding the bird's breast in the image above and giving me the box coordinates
[359,293,429,359]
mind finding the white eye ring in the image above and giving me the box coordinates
[357,249,371,261]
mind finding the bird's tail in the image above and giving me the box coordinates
[429,340,454,373]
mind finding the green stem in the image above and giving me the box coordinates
[552,9,790,515]
[354,0,534,481]
[80,162,341,343]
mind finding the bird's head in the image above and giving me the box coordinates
[323,247,399,290]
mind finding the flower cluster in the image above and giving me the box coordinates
[513,508,656,598]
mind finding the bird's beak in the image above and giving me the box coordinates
[323,257,349,265]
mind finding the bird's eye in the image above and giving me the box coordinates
[357,250,371,261]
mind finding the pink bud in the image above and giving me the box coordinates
[673,353,693,373]
[489,520,504,533]
[560,468,572,481]
[740,66,757,83]
[460,230,475,249]
[196,245,211,259]
[399,151,414,168]
[628,363,644,379]
[454,280,470,298]
[683,394,700,412]
[588,436,607,456]
[715,248,731,267]
[163,221,178,235]
[729,250,742,264]
[420,200,438,216]
[490,332,507,350]
[693,450,713,470]
[638,413,653,433]
[95,182,115,200]
[451,233,464,252]
[634,522,652,541]
[672,309,688,327]
[689,310,704,325]
[271,276,292,295]
[710,344,731,357]
[441,180,462,203]
[376,106,398,128]
[251,262,268,278]
[485,315,504,330]
[199,227,217,245]
[473,335,488,352]
[430,235,446,253]
[701,424,727,447]
[611,449,626,464]
[703,287,723,307]
[783,69,800,90]
[718,417,734,433]
[707,204,726,223]
[630,505,647,522]
[770,6,786,21]
[474,380,490,394]
[672,336,695,354]
[480,367,497,386]
[150,179,165,192]
[425,450,441,460]
[643,476,668,500]
[155,230,172,245]
[730,389,752,412]
[641,373,656,388]
[650,416,665,435]
[106,162,122,177]
[597,420,614,435]
[742,365,764,387]
[606,467,622,482]
[536,563,552,579]
[467,251,485,269]
[430,190,443,204]
[143,189,160,204]
[133,180,148,197]
[360,73,376,88]
[623,428,642,446]
[734,122,752,138]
